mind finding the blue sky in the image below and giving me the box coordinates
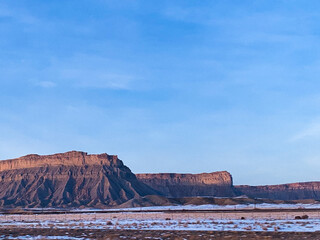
[1,0,320,185]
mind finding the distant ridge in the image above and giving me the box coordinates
[137,173,320,201]
[236,182,320,200]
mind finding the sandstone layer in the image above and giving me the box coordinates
[236,182,320,200]
[0,151,157,208]
[0,151,120,172]
[136,171,237,198]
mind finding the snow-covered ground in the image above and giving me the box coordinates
[29,203,320,213]
[0,216,320,232]
[109,203,320,211]
[2,204,320,232]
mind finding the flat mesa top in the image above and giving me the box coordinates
[136,171,233,185]
[0,151,119,171]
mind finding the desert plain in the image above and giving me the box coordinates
[2,204,320,239]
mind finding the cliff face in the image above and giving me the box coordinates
[136,171,237,198]
[0,151,157,208]
[0,151,120,171]
[236,182,320,200]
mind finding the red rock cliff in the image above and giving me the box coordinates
[136,171,237,198]
[0,151,157,208]
[0,151,120,171]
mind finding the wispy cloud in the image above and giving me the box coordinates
[62,70,135,90]
[54,54,140,90]
[0,3,38,25]
[290,121,320,141]
[36,81,56,88]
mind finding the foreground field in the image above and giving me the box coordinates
[2,204,320,239]
[2,228,320,240]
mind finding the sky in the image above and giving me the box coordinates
[1,0,320,185]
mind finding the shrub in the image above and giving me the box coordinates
[243,226,252,230]
[274,226,280,231]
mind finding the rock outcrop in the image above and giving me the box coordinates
[0,151,157,208]
[2,150,320,208]
[136,171,237,198]
[236,182,320,200]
